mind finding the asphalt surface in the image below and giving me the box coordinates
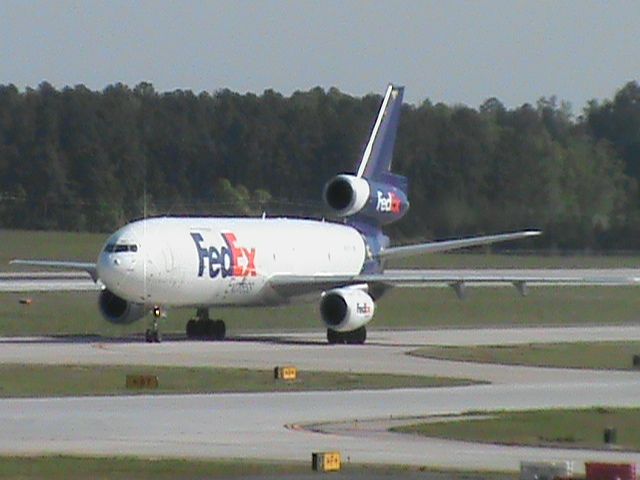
[1,379,640,471]
[2,327,640,385]
[1,327,640,472]
[0,271,97,292]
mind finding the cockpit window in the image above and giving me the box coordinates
[104,243,138,253]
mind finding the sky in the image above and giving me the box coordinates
[1,0,639,111]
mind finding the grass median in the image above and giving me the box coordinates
[0,364,478,398]
[410,341,640,370]
[0,455,519,480]
[393,407,640,451]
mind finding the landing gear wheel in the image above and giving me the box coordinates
[185,309,226,341]
[146,310,162,343]
[349,326,366,345]
[326,327,366,345]
[213,319,226,341]
[327,329,339,344]
[202,319,225,341]
[186,319,197,338]
[203,319,216,338]
[145,328,161,343]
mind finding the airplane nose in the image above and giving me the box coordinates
[97,251,124,290]
[96,230,142,299]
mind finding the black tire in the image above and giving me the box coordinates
[192,320,205,338]
[145,329,153,343]
[213,320,226,341]
[186,319,197,338]
[153,330,162,343]
[348,326,366,345]
[203,319,216,339]
[326,327,366,345]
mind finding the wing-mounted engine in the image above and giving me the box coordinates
[319,287,375,332]
[323,174,409,225]
[98,289,146,325]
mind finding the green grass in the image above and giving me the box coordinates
[410,341,640,370]
[0,455,519,479]
[3,229,640,336]
[3,286,640,337]
[393,407,640,451]
[0,364,476,398]
[0,229,104,270]
[0,456,308,479]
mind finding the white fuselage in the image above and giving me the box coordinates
[96,217,367,307]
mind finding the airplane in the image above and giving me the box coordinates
[11,85,635,344]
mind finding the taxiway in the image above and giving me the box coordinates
[0,327,640,471]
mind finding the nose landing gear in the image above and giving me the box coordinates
[145,306,163,343]
[186,308,226,341]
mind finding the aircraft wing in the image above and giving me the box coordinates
[9,260,98,282]
[267,268,640,298]
[378,230,541,260]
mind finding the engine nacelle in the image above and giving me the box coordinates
[319,288,375,332]
[323,174,409,224]
[98,289,146,325]
[323,174,370,217]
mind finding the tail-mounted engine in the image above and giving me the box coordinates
[98,289,146,325]
[323,174,409,225]
[319,287,375,332]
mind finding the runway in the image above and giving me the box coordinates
[1,381,640,471]
[0,271,97,292]
[2,327,640,384]
[1,327,640,471]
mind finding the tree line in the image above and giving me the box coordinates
[0,80,639,249]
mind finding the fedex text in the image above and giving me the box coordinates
[191,232,256,279]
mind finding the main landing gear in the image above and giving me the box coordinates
[186,308,226,341]
[327,326,367,345]
[145,306,162,343]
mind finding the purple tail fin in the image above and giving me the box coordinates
[356,85,407,195]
